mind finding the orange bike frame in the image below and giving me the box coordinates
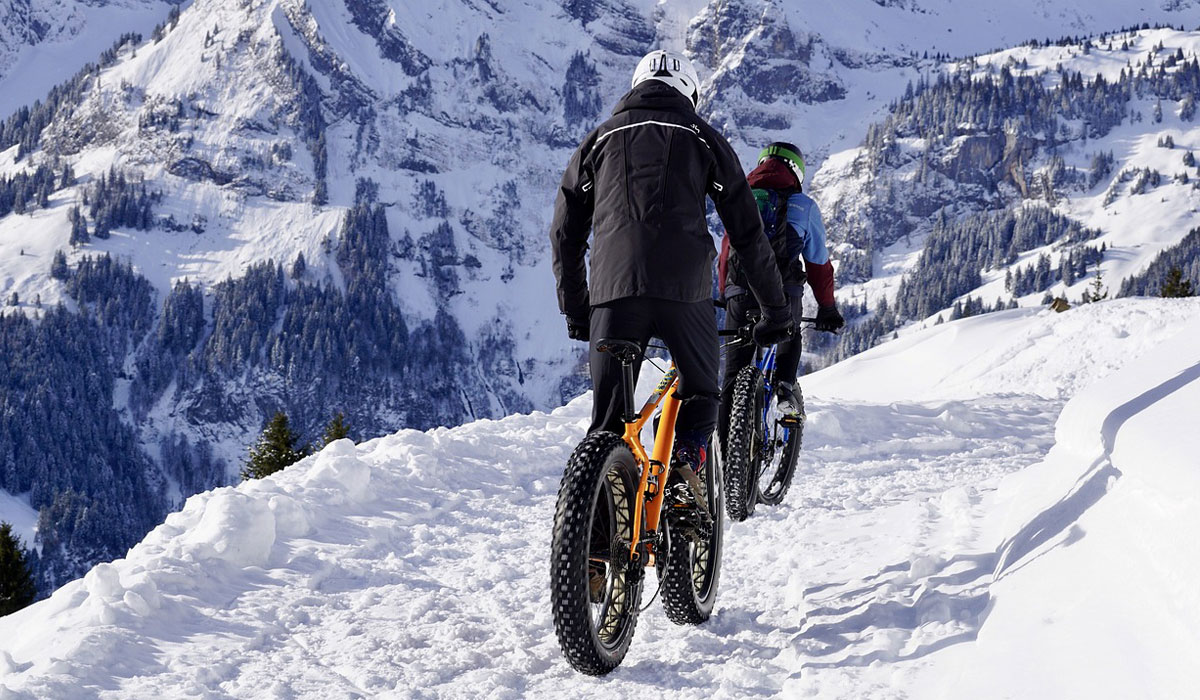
[621,363,680,565]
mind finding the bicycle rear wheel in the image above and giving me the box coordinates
[756,385,802,505]
[550,431,643,675]
[723,365,764,521]
[660,441,724,624]
[753,425,801,506]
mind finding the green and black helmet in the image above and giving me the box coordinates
[758,142,806,184]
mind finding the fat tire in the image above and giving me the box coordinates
[756,385,803,506]
[724,365,764,522]
[659,443,724,625]
[550,431,642,675]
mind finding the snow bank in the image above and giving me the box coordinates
[0,434,386,693]
[902,306,1200,698]
[0,388,594,698]
[806,298,1200,402]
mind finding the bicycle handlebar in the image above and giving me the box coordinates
[717,317,819,336]
[718,316,828,350]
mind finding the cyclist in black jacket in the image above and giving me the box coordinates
[550,50,792,483]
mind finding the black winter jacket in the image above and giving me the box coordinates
[550,81,785,319]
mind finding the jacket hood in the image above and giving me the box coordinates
[748,157,802,190]
[612,80,696,116]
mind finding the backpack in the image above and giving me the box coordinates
[752,187,790,240]
[719,186,802,297]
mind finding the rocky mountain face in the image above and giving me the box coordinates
[2,0,684,592]
[4,0,1200,593]
[0,0,98,73]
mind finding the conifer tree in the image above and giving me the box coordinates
[1160,265,1195,297]
[1082,265,1109,303]
[0,522,37,616]
[291,252,307,280]
[322,412,350,446]
[68,206,89,246]
[241,412,306,480]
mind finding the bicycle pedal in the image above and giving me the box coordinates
[779,414,804,428]
[666,482,691,502]
[667,508,712,543]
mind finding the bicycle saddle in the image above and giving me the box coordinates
[595,338,642,364]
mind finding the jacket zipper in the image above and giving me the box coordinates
[660,129,675,212]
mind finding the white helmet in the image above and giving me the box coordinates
[631,50,700,106]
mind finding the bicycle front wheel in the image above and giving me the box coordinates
[723,364,764,522]
[550,431,643,675]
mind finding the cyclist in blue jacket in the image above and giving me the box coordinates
[718,142,844,423]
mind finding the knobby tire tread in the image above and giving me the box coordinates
[550,431,641,675]
[724,365,763,522]
[660,448,724,625]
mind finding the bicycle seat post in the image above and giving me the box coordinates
[596,338,643,424]
[621,359,637,423]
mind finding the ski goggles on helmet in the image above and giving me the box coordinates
[758,144,806,183]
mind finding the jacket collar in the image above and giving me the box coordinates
[612,80,696,116]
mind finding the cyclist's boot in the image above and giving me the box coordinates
[588,563,607,603]
[666,438,713,542]
[776,381,805,428]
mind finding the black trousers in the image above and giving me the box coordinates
[588,297,719,443]
[722,293,804,393]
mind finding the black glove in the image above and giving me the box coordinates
[814,305,844,333]
[753,303,794,347]
[566,316,589,342]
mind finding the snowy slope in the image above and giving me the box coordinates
[902,297,1200,699]
[805,298,1194,401]
[2,295,1197,698]
[0,0,174,120]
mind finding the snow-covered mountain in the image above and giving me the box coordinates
[0,0,177,119]
[815,26,1200,361]
[4,0,1200,593]
[1,295,1197,698]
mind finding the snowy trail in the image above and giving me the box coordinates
[4,299,1199,699]
[0,391,1060,699]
